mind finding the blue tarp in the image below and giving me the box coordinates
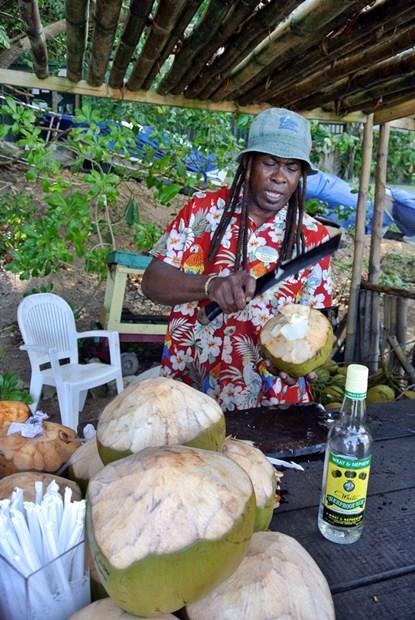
[306,170,394,232]
[390,188,415,237]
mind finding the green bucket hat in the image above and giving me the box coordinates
[238,107,318,175]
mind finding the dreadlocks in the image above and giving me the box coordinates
[208,154,308,270]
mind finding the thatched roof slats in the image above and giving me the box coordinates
[141,0,204,90]
[167,0,259,97]
[238,0,415,105]
[192,0,302,100]
[288,48,415,113]
[211,0,370,102]
[108,0,154,89]
[126,0,188,91]
[87,0,123,87]
[18,0,49,78]
[157,0,236,96]
[252,22,415,109]
[338,75,415,116]
[65,0,89,82]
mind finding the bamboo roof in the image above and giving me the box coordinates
[2,0,415,123]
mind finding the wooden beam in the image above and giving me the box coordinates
[0,69,369,121]
[374,100,415,124]
[390,117,415,131]
[0,68,267,114]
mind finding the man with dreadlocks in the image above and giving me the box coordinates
[142,108,332,410]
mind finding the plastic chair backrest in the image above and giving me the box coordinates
[17,293,79,366]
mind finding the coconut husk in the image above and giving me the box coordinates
[0,400,30,428]
[0,471,82,502]
[0,421,81,478]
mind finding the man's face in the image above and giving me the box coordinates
[247,153,303,222]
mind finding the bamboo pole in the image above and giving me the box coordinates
[192,0,302,100]
[388,336,415,385]
[375,99,415,125]
[157,0,236,96]
[141,0,203,90]
[0,19,65,69]
[344,114,374,363]
[17,0,49,78]
[212,0,370,101]
[368,122,391,372]
[65,0,89,82]
[240,4,415,106]
[397,298,409,351]
[127,0,188,91]
[170,0,259,96]
[87,0,123,87]
[109,0,154,89]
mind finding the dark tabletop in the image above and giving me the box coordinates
[265,399,415,620]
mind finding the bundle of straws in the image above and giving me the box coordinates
[0,480,88,620]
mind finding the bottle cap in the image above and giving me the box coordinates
[345,364,369,399]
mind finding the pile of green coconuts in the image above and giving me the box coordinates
[67,374,335,620]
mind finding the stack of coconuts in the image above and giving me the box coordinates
[68,304,336,620]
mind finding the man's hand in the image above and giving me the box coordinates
[207,272,256,314]
[264,359,318,386]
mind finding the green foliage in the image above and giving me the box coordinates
[0,96,242,282]
[0,373,32,404]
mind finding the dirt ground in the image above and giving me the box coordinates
[1,164,415,433]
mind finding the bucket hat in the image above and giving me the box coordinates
[238,107,318,175]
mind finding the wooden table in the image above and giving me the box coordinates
[270,399,415,620]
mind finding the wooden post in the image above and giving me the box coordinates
[368,122,390,372]
[344,113,374,362]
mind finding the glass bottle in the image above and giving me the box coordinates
[318,363,373,544]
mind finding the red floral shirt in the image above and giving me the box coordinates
[151,188,332,411]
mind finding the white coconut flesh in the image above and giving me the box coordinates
[186,531,335,620]
[87,445,256,617]
[67,438,104,491]
[260,304,333,377]
[69,597,177,619]
[97,377,226,464]
[223,437,279,531]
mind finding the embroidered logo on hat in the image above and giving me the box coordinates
[279,115,298,132]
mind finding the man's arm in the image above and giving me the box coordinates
[141,258,256,312]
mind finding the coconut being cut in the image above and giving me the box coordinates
[87,445,256,617]
[223,437,282,531]
[97,377,226,464]
[186,531,335,620]
[69,598,177,619]
[260,304,333,377]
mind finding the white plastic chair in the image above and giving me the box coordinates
[17,293,124,430]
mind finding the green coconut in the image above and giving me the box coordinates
[69,597,177,619]
[67,437,104,495]
[186,531,335,620]
[366,384,395,404]
[87,445,256,617]
[260,304,333,378]
[223,437,281,531]
[97,377,226,464]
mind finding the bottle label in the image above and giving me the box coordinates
[322,452,371,528]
